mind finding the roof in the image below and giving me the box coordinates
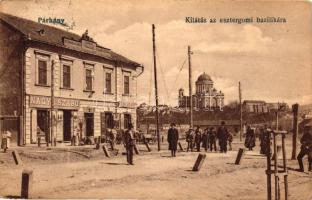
[299,118,312,127]
[243,100,266,104]
[196,72,212,83]
[0,12,141,67]
[194,120,240,126]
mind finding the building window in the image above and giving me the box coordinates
[105,72,112,93]
[35,52,50,86]
[124,114,131,129]
[38,60,48,85]
[85,68,93,91]
[62,65,71,88]
[124,75,130,95]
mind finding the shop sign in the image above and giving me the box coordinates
[29,95,80,109]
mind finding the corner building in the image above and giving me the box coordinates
[0,13,143,145]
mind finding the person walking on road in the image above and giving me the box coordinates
[245,126,256,151]
[259,125,270,155]
[108,128,117,150]
[124,123,135,165]
[217,121,229,153]
[297,125,312,172]
[167,123,179,157]
[194,127,202,152]
[186,128,194,152]
[228,131,233,151]
[201,128,209,152]
[208,127,217,152]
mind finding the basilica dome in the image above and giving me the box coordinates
[196,72,212,83]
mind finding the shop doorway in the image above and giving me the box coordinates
[105,112,114,129]
[124,113,131,129]
[63,110,71,141]
[37,110,49,142]
[84,113,94,137]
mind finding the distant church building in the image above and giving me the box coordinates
[178,73,224,111]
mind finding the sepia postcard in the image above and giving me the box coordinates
[0,0,311,199]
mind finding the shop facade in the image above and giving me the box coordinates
[0,13,143,145]
[27,94,137,144]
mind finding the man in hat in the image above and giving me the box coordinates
[245,125,256,151]
[259,125,271,155]
[186,128,194,152]
[194,127,202,152]
[201,128,209,152]
[297,125,312,172]
[124,123,135,165]
[208,127,217,151]
[167,123,179,157]
[217,121,229,153]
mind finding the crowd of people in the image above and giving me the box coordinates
[37,120,312,171]
[183,121,233,153]
[3,118,312,172]
[167,122,312,172]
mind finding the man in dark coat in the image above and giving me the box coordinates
[228,131,233,151]
[108,128,117,150]
[259,126,271,155]
[297,125,312,172]
[201,128,209,152]
[194,127,202,152]
[208,127,217,151]
[124,123,135,165]
[217,121,229,153]
[245,126,256,151]
[186,128,194,152]
[167,123,179,157]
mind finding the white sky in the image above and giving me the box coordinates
[1,0,312,106]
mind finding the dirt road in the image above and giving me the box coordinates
[0,140,311,200]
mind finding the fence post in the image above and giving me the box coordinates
[282,134,288,200]
[192,153,206,171]
[21,170,33,199]
[19,115,24,146]
[266,130,272,200]
[235,148,245,165]
[0,118,2,148]
[291,104,299,160]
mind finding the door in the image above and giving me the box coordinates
[37,110,49,142]
[63,110,71,141]
[85,113,94,137]
[124,113,131,129]
[105,112,114,129]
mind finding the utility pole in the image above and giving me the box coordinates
[239,82,242,141]
[152,24,161,151]
[50,60,55,146]
[188,46,193,128]
[276,102,279,131]
[291,103,299,160]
